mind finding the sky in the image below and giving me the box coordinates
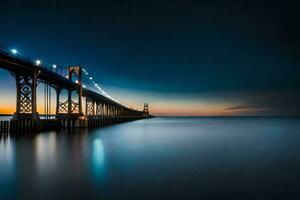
[0,0,300,116]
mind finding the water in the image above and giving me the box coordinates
[0,116,12,121]
[0,117,300,199]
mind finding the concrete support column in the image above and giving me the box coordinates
[105,104,107,116]
[78,90,82,115]
[68,90,72,115]
[55,88,61,115]
[101,103,104,116]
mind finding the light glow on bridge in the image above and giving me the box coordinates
[11,49,18,54]
[35,60,41,66]
[82,68,124,105]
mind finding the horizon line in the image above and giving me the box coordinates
[1,114,300,118]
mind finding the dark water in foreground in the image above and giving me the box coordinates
[0,117,300,199]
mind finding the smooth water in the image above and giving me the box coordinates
[0,116,12,121]
[0,117,299,199]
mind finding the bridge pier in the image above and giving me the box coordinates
[10,71,41,133]
[13,72,39,119]
[55,66,85,129]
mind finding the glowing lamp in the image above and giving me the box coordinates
[11,49,18,54]
[35,60,41,66]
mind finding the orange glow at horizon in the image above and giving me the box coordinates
[0,99,262,116]
[0,82,265,116]
[119,101,263,116]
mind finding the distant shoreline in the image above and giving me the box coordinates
[0,114,13,116]
[156,115,300,118]
[0,114,299,118]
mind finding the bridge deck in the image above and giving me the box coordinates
[0,49,129,109]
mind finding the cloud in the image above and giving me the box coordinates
[223,90,300,116]
[224,105,253,111]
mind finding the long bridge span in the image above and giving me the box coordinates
[0,46,152,132]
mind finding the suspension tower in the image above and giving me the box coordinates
[68,66,83,116]
[143,103,149,117]
[12,70,40,120]
[10,69,40,132]
[56,66,83,117]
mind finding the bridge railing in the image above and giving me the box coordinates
[0,45,69,78]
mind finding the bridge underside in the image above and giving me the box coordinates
[9,116,152,133]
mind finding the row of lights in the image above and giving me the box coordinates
[10,48,58,70]
[82,68,122,104]
[10,48,125,106]
[11,49,84,90]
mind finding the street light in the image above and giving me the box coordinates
[11,49,18,54]
[35,60,41,66]
[52,64,57,69]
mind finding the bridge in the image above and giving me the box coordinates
[0,46,152,133]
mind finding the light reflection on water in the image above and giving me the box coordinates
[0,117,300,199]
[0,136,16,199]
[0,137,15,167]
[92,139,106,179]
[35,132,57,174]
[0,116,12,121]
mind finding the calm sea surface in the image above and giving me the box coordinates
[0,117,300,199]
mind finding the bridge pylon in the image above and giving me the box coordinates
[68,66,83,116]
[56,66,84,118]
[9,70,41,132]
[143,103,149,117]
[13,70,39,120]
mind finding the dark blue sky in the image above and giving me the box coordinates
[0,0,300,115]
